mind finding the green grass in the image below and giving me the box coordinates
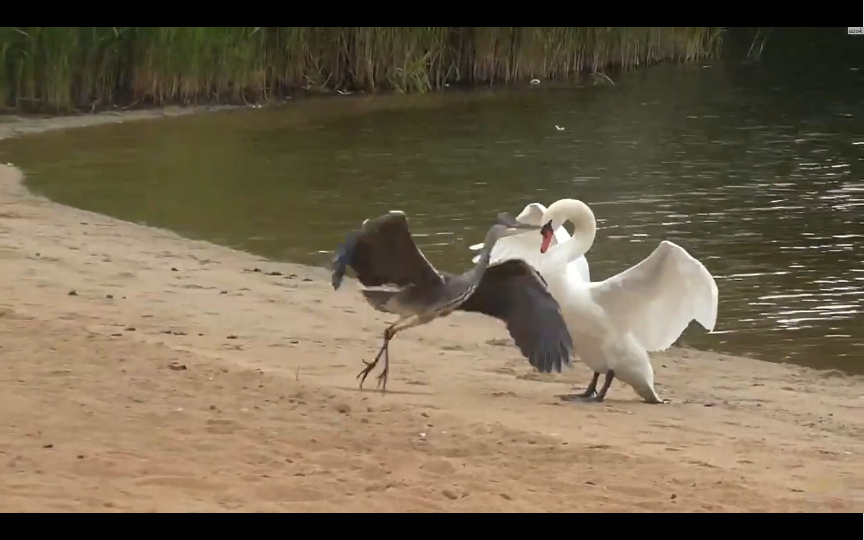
[0,27,725,113]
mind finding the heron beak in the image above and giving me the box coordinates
[539,221,554,253]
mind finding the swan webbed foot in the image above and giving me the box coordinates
[558,372,613,404]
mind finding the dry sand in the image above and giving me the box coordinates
[0,108,862,513]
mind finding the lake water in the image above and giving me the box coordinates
[1,30,862,374]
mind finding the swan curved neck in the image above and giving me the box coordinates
[544,199,597,261]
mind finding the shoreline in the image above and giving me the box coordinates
[0,106,861,512]
[0,104,245,141]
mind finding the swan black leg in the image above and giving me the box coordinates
[595,370,615,402]
[577,372,601,400]
[581,370,615,403]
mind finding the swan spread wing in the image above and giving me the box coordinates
[589,240,718,352]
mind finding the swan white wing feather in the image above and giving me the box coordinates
[566,255,591,282]
[588,240,718,352]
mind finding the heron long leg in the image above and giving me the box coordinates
[357,314,426,394]
[358,337,390,389]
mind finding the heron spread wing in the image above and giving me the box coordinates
[332,211,444,291]
[458,259,574,374]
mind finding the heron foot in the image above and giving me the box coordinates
[579,393,605,403]
[357,359,378,390]
[358,333,391,392]
[376,365,389,394]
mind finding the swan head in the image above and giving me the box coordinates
[539,198,596,254]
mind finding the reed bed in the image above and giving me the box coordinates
[0,27,724,112]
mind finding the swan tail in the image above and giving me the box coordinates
[631,382,663,404]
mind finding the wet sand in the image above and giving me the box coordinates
[0,109,862,512]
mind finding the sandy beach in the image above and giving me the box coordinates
[0,108,862,513]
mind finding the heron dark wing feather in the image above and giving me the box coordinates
[457,259,573,373]
[331,212,444,291]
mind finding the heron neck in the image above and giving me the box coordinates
[470,230,501,277]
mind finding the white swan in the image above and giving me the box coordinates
[469,202,591,282]
[506,198,719,404]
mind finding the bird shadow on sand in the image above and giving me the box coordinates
[555,393,676,407]
[331,384,433,397]
[555,393,606,404]
[555,393,633,406]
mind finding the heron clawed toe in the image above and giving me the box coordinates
[357,359,377,389]
[376,365,389,392]
[357,334,391,394]
[356,357,389,394]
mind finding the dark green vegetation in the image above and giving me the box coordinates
[0,27,724,113]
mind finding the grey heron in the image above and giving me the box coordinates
[331,210,575,393]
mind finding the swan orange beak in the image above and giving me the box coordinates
[540,221,554,254]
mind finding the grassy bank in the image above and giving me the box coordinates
[0,27,724,113]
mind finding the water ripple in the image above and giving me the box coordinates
[3,61,862,374]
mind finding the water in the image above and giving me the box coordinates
[1,32,863,374]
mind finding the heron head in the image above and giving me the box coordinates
[486,219,539,245]
[491,213,539,235]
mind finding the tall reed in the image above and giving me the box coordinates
[0,27,724,112]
